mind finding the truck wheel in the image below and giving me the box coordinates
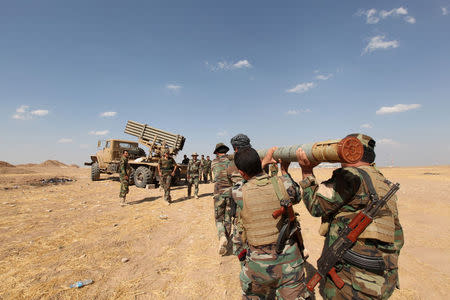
[91,163,100,181]
[134,166,151,188]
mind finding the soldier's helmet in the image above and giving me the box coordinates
[346,133,376,150]
[214,143,230,154]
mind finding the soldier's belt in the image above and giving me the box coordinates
[342,250,385,272]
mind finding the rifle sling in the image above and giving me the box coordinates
[354,168,379,203]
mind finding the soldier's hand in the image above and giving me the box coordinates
[261,146,278,168]
[159,172,162,177]
[171,171,175,177]
[296,148,318,171]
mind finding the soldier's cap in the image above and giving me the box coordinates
[191,152,199,156]
[346,133,376,149]
[213,143,230,154]
[230,134,251,149]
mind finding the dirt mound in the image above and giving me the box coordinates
[0,161,15,168]
[16,163,37,167]
[70,164,80,168]
[37,160,68,168]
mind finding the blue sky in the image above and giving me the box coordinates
[1,1,449,166]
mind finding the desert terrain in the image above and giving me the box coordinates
[0,162,449,299]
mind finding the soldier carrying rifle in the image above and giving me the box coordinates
[297,134,404,300]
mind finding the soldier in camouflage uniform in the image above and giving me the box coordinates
[211,143,232,255]
[203,155,212,183]
[158,150,178,204]
[187,152,201,199]
[200,154,206,183]
[227,134,252,256]
[232,147,309,300]
[297,134,404,300]
[119,150,130,206]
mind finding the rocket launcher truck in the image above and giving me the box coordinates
[85,120,187,188]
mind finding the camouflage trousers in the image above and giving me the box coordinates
[187,176,200,197]
[119,176,129,198]
[160,174,172,202]
[203,169,212,183]
[232,217,244,256]
[240,243,309,300]
[213,194,232,239]
[322,264,398,300]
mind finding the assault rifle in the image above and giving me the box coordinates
[272,199,306,259]
[306,180,400,292]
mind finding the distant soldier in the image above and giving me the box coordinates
[119,150,130,206]
[203,155,212,183]
[158,150,178,205]
[200,154,206,183]
[211,143,232,255]
[232,147,309,299]
[187,153,201,199]
[182,154,189,165]
[297,134,404,299]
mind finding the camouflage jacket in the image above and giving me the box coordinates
[119,156,129,177]
[158,157,176,176]
[203,159,212,171]
[211,155,231,196]
[226,160,243,186]
[232,173,301,247]
[187,159,201,178]
[300,165,404,269]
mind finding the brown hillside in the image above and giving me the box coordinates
[38,160,68,168]
[16,163,37,167]
[0,161,15,168]
[70,164,80,168]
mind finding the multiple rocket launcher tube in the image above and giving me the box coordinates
[256,136,364,164]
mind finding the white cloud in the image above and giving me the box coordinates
[357,8,380,24]
[286,109,312,115]
[315,74,333,80]
[380,7,408,18]
[100,111,117,117]
[31,109,49,116]
[58,138,73,144]
[206,59,252,71]
[286,82,316,94]
[404,16,416,24]
[442,7,448,16]
[363,35,399,54]
[12,105,49,120]
[216,130,228,137]
[360,123,372,129]
[376,104,421,115]
[166,84,182,91]
[378,138,400,146]
[357,7,415,24]
[16,105,29,113]
[89,130,109,136]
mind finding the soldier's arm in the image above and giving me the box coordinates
[157,159,162,175]
[280,173,301,205]
[198,162,201,177]
[186,161,191,176]
[299,168,361,217]
[172,158,177,173]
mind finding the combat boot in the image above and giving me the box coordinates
[195,195,199,199]
[120,196,127,206]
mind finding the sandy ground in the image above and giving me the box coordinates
[0,165,449,299]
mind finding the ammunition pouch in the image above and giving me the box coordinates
[342,250,386,272]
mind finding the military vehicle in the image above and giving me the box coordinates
[85,120,187,188]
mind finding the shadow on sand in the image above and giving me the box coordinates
[127,196,160,205]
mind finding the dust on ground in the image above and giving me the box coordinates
[0,164,449,299]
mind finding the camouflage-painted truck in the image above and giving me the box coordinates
[85,120,187,188]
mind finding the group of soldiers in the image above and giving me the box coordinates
[210,133,403,300]
[118,150,213,205]
[118,132,403,299]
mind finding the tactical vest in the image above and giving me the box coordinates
[240,175,287,246]
[336,166,397,244]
